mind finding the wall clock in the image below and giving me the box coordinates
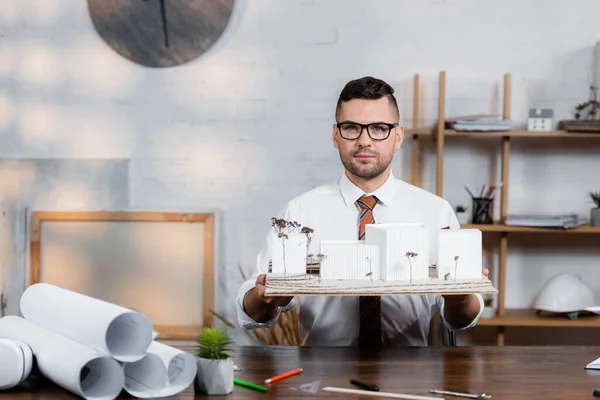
[87,0,235,68]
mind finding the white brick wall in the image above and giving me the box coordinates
[1,0,600,344]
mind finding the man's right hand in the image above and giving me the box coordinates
[242,274,294,323]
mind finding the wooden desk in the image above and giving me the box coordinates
[1,345,599,399]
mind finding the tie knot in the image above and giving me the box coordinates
[356,195,378,211]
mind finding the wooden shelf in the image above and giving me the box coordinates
[406,128,600,139]
[476,309,600,328]
[461,223,600,233]
[408,71,600,345]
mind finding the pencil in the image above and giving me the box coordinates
[234,378,267,392]
[265,368,303,384]
[322,386,439,400]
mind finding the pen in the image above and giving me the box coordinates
[265,367,303,384]
[351,378,380,391]
[464,185,476,198]
[234,378,267,392]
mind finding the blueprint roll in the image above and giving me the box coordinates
[0,316,124,400]
[145,341,197,396]
[122,353,167,398]
[20,283,152,362]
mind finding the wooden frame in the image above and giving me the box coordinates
[30,211,215,340]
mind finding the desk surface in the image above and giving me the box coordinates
[2,345,600,399]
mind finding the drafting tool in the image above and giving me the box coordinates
[430,388,492,398]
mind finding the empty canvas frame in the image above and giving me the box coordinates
[29,211,215,340]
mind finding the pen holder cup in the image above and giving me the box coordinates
[471,198,493,225]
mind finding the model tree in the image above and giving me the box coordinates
[405,251,418,283]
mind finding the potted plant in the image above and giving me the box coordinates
[455,205,469,225]
[590,191,600,226]
[194,327,234,395]
[481,296,495,319]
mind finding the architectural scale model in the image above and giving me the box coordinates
[265,218,498,297]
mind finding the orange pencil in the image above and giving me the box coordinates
[264,368,303,384]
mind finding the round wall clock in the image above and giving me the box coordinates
[87,0,235,68]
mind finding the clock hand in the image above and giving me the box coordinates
[141,0,169,48]
[159,0,169,48]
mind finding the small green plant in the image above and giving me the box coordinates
[590,191,600,208]
[484,297,494,307]
[196,327,233,360]
[455,205,467,213]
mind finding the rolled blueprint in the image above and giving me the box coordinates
[20,283,153,362]
[145,340,197,396]
[0,316,124,400]
[122,353,167,398]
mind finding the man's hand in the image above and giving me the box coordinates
[242,274,294,323]
[442,268,490,328]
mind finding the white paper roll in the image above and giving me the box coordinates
[146,341,197,396]
[0,316,124,400]
[122,353,167,398]
[20,283,153,362]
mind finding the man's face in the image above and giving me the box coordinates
[332,97,404,180]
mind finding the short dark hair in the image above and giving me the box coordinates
[335,76,399,121]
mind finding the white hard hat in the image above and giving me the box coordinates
[533,273,595,318]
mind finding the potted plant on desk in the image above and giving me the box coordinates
[590,191,600,226]
[194,327,234,395]
[481,296,496,319]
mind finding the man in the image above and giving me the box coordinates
[236,76,486,347]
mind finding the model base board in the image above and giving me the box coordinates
[263,273,497,297]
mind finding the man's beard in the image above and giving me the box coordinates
[340,151,389,180]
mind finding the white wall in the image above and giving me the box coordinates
[1,0,600,344]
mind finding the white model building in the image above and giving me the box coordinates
[271,232,309,274]
[365,223,429,281]
[527,108,553,131]
[269,220,484,282]
[436,228,482,280]
[319,241,380,280]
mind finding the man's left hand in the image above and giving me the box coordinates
[442,268,489,310]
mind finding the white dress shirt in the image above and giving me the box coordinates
[236,171,484,346]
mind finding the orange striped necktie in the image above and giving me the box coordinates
[356,195,382,347]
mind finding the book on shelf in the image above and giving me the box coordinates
[444,114,513,132]
[505,213,587,229]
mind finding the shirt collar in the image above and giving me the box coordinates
[339,170,397,209]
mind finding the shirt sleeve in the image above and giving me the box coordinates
[439,293,484,330]
[236,203,298,330]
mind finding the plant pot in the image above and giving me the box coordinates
[194,357,234,395]
[481,307,496,319]
[591,208,600,227]
[457,212,470,225]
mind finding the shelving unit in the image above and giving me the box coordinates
[408,71,600,345]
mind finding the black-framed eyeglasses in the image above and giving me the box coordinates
[336,121,399,141]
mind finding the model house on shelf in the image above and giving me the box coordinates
[527,108,553,131]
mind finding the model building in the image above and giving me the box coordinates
[269,218,483,282]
